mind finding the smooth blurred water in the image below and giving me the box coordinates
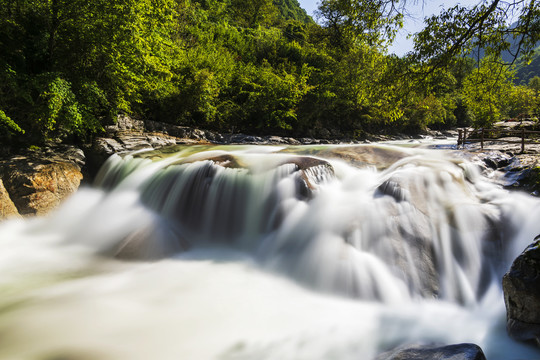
[0,144,539,360]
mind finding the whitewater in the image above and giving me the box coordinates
[0,143,539,360]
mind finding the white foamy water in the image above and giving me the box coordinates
[0,144,539,360]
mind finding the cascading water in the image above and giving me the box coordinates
[0,144,539,360]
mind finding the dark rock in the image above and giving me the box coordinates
[204,130,224,143]
[375,343,487,360]
[111,221,189,260]
[483,152,512,170]
[176,153,248,169]
[279,156,335,200]
[503,236,540,345]
[227,134,264,144]
[376,180,409,202]
[191,128,206,140]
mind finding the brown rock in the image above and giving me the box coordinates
[0,178,20,219]
[0,146,84,216]
[3,161,82,216]
[280,145,410,170]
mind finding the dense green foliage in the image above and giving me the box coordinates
[0,0,539,146]
[516,48,540,85]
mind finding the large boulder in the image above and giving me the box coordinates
[0,145,84,216]
[0,178,20,219]
[503,236,540,345]
[375,343,487,360]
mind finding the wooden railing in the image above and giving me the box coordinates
[457,127,540,152]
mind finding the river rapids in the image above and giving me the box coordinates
[0,144,539,360]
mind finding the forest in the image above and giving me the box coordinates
[0,0,539,146]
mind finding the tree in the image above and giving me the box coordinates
[0,0,179,142]
[228,0,277,28]
[316,0,404,51]
[506,85,537,118]
[529,75,540,94]
[413,1,540,68]
[462,57,514,127]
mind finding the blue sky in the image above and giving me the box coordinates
[297,0,462,55]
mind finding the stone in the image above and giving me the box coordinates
[93,137,125,156]
[116,113,145,132]
[227,134,264,144]
[2,161,82,216]
[204,130,224,143]
[0,178,20,219]
[312,145,410,170]
[0,147,84,216]
[146,134,178,148]
[144,120,191,138]
[116,133,153,151]
[375,343,487,360]
[503,236,540,345]
[112,221,189,260]
[376,180,410,202]
[481,151,512,170]
[266,135,289,144]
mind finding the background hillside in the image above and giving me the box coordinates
[0,0,538,147]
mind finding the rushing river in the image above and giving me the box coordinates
[1,144,539,360]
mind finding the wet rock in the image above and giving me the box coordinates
[376,180,410,202]
[503,236,540,345]
[281,156,335,200]
[375,343,487,360]
[179,153,247,169]
[112,221,189,260]
[483,151,512,170]
[311,145,409,170]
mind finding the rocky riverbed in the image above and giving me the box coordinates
[1,117,540,359]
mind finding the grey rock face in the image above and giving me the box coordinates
[503,236,540,345]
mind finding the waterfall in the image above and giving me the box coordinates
[0,144,539,360]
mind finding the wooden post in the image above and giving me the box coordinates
[481,128,484,149]
[458,129,462,147]
[522,128,525,153]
